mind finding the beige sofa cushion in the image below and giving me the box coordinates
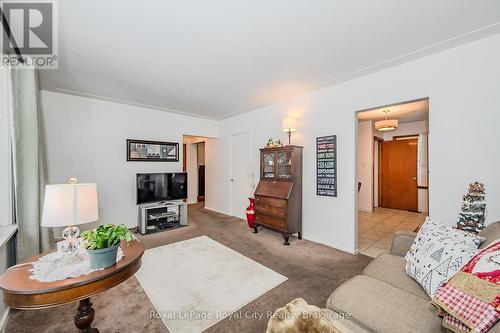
[326,276,442,333]
[363,254,430,300]
[479,222,500,249]
[321,309,370,333]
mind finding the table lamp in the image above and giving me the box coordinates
[282,116,297,146]
[41,178,99,254]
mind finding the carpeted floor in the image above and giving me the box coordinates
[6,204,372,333]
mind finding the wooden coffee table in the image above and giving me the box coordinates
[0,240,144,333]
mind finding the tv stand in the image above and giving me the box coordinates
[138,200,187,235]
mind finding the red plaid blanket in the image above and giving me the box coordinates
[432,240,500,333]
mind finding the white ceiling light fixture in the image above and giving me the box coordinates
[375,110,398,132]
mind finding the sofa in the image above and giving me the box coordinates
[325,222,500,333]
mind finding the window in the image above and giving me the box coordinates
[0,69,14,226]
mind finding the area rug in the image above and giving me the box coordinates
[135,235,288,333]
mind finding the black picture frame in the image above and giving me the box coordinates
[316,135,337,197]
[126,139,179,162]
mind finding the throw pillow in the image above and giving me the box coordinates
[431,240,500,333]
[405,217,484,297]
[417,217,485,250]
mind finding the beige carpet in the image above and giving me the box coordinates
[135,236,287,333]
[6,204,371,333]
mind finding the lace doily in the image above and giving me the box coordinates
[29,248,124,282]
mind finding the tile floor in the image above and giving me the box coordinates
[358,207,426,257]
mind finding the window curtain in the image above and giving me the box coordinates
[8,65,53,262]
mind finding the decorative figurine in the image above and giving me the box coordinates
[266,138,274,148]
[265,138,284,148]
[456,182,486,234]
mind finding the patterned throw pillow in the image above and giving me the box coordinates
[405,217,484,297]
[432,240,500,333]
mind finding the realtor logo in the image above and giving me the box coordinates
[1,0,58,68]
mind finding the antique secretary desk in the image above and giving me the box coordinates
[253,145,303,245]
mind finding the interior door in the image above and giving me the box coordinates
[231,132,250,219]
[380,139,418,211]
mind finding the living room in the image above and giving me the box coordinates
[0,1,499,333]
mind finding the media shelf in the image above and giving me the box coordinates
[138,200,188,235]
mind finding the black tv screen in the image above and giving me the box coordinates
[136,173,187,204]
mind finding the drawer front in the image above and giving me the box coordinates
[255,213,287,231]
[254,204,287,219]
[255,196,287,209]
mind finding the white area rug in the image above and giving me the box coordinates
[135,236,287,333]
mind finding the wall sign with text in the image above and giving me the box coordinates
[316,135,337,197]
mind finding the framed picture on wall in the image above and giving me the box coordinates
[316,135,337,197]
[126,139,179,162]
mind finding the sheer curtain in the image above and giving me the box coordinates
[9,65,52,261]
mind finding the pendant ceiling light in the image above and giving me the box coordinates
[375,109,398,132]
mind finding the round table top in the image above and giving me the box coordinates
[0,240,144,309]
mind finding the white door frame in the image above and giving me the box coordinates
[230,130,251,218]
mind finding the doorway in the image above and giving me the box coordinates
[356,98,429,257]
[379,138,418,211]
[230,132,250,219]
[182,135,212,206]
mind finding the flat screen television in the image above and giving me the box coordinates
[136,172,187,204]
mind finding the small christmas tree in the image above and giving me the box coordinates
[456,182,486,234]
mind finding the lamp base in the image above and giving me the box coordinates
[63,225,80,239]
[60,225,84,256]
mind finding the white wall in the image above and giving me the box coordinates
[41,91,218,229]
[383,120,428,141]
[357,121,373,212]
[210,33,500,253]
[204,138,224,213]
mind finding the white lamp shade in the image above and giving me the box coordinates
[282,116,297,132]
[375,119,398,131]
[41,183,99,227]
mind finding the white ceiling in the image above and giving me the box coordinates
[39,1,500,119]
[357,99,429,123]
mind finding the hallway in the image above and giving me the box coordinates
[358,207,426,257]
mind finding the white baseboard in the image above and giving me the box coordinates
[331,244,358,255]
[203,206,231,216]
[0,307,10,332]
[203,207,361,255]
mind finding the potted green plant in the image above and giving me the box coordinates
[81,224,134,269]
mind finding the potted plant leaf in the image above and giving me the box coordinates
[81,224,134,269]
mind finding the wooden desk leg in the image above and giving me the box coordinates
[74,298,99,333]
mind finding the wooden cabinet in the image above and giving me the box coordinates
[253,146,303,245]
